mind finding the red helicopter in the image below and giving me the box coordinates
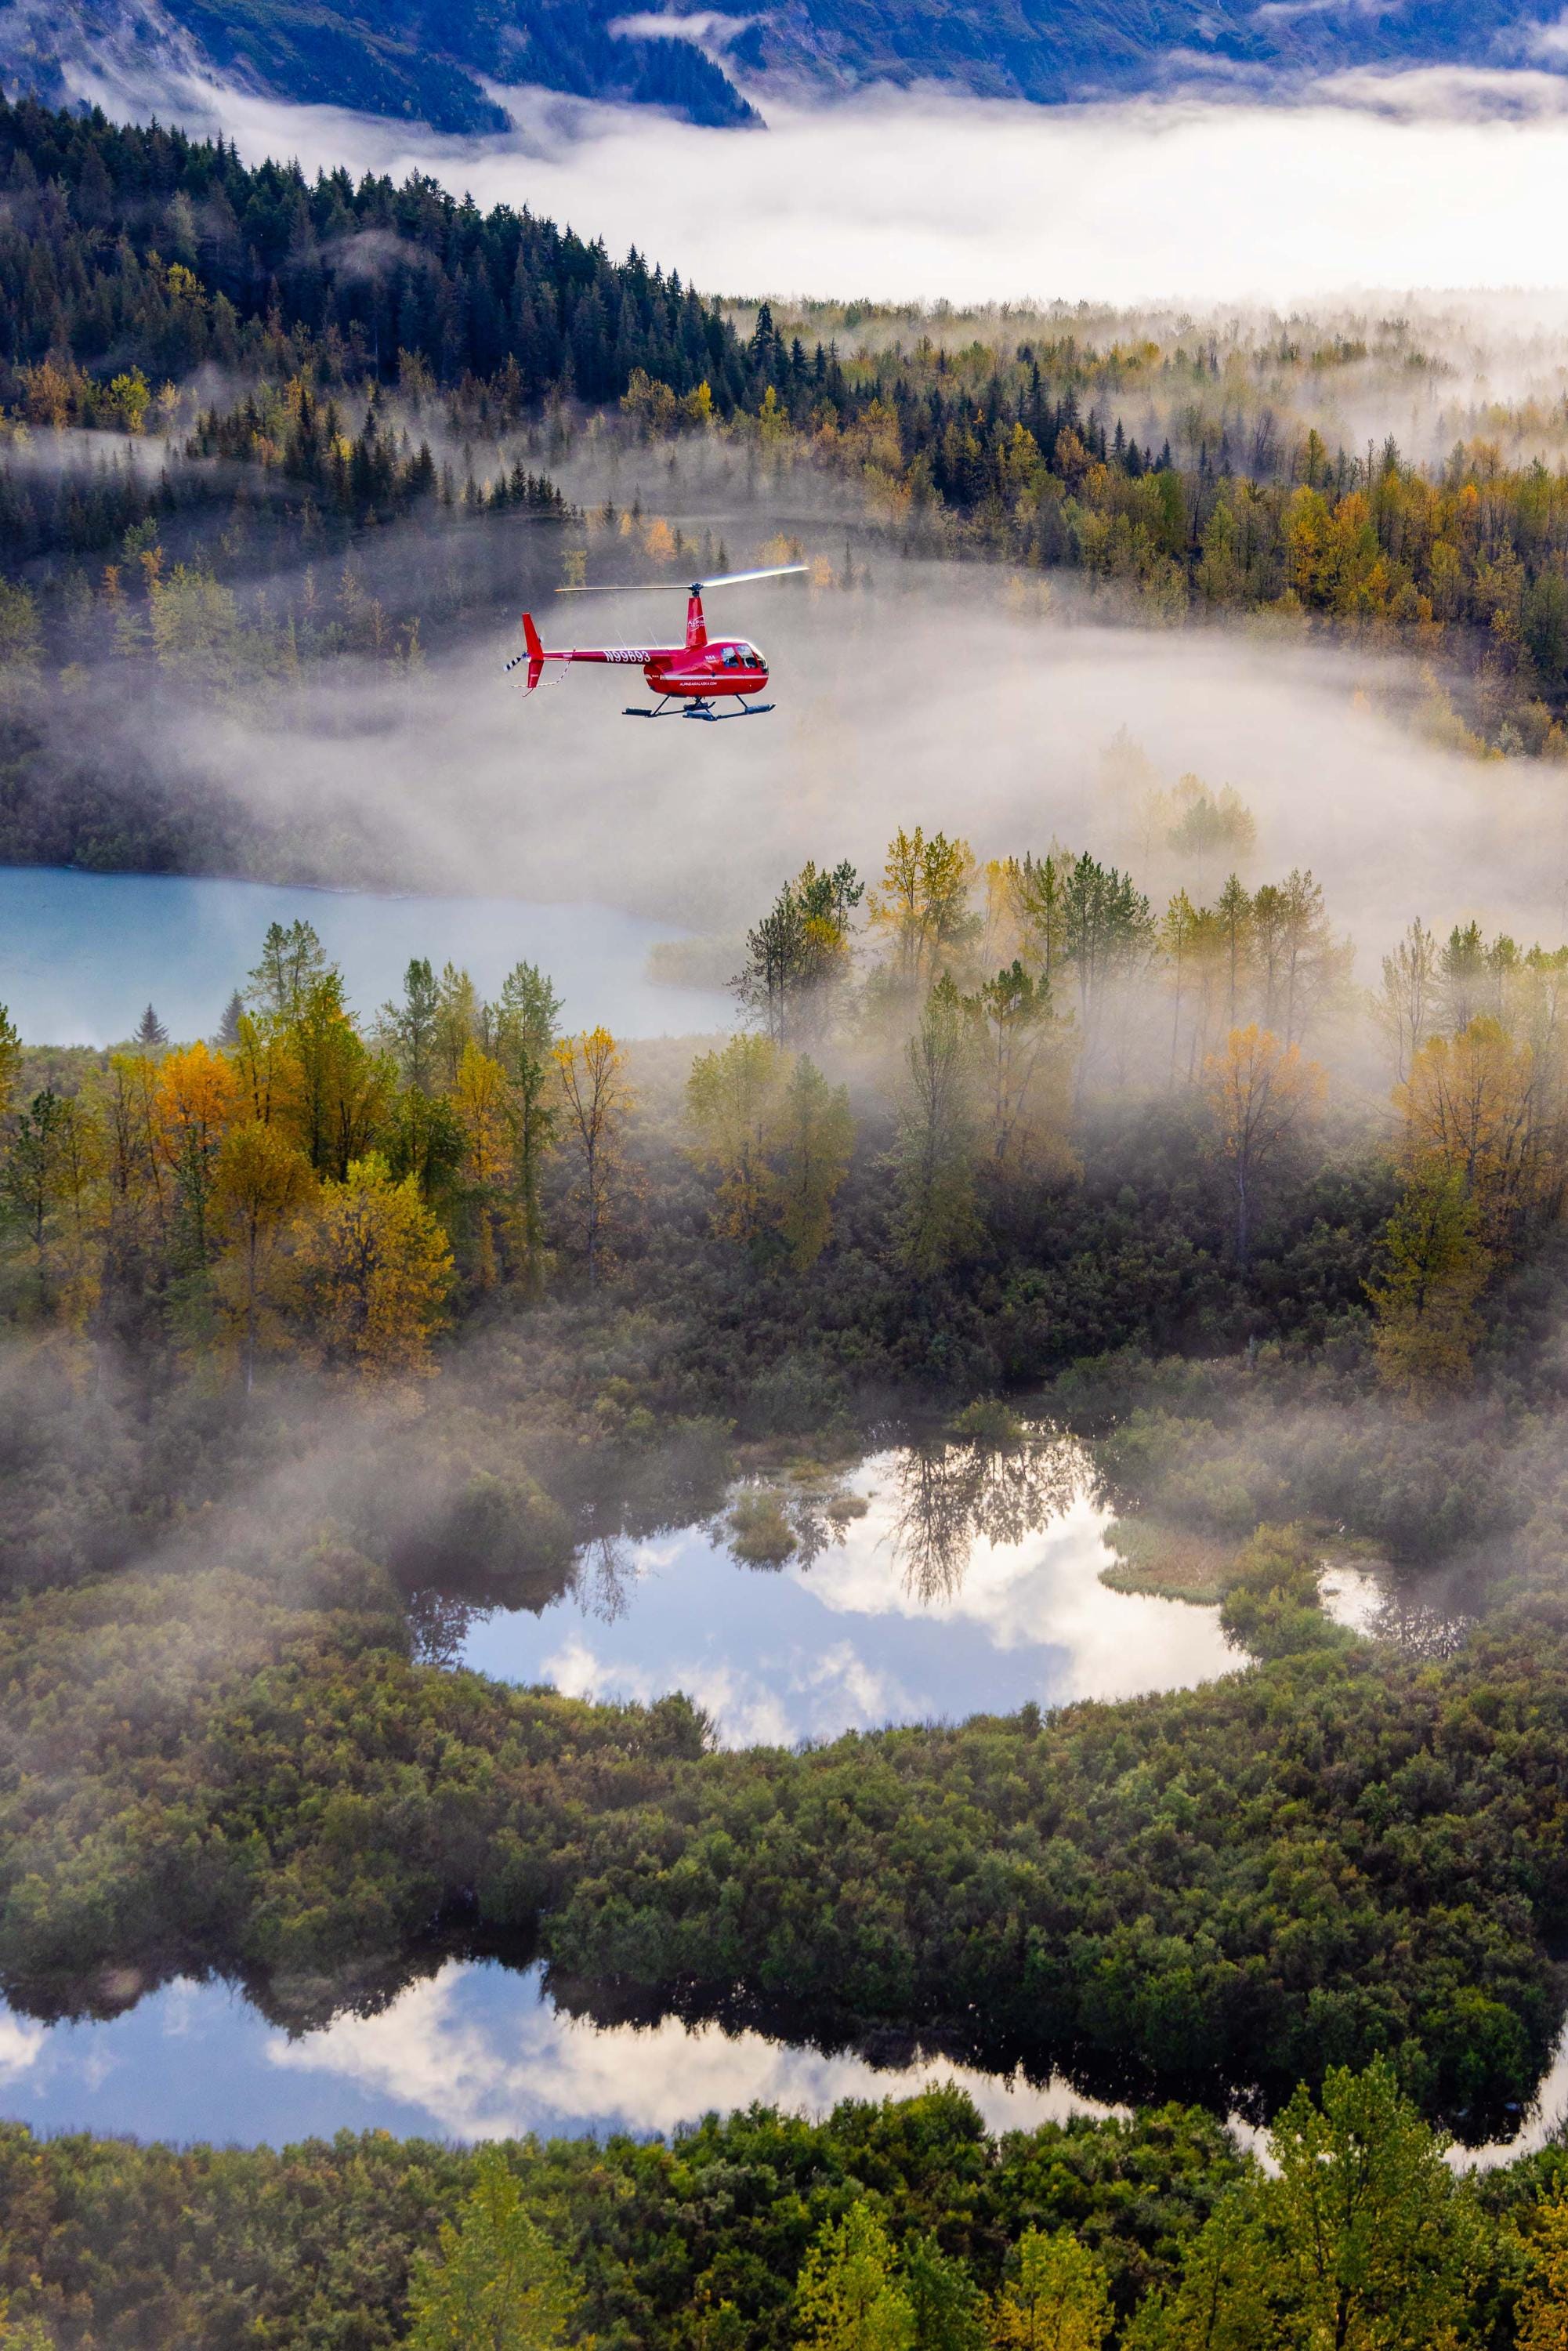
[506,563,808,719]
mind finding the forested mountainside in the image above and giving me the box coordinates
[733,0,1568,104]
[0,0,759,131]
[2,0,1566,134]
[0,96,751,400]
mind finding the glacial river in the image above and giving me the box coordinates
[0,866,729,1044]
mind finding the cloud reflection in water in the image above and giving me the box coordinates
[0,1962,1121,2146]
[462,1439,1239,1744]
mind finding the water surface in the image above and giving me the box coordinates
[456,1440,1240,1745]
[0,1960,1124,2147]
[2,1435,1485,2156]
[0,867,728,1044]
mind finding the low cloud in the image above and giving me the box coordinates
[56,63,1568,305]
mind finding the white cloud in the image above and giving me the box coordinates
[268,1961,1128,2139]
[607,11,755,46]
[792,1465,1237,1703]
[0,2012,45,2082]
[1528,13,1568,60]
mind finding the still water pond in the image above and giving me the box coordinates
[0,1961,1121,2147]
[0,866,728,1044]
[454,1440,1237,1745]
[0,1433,1488,2155]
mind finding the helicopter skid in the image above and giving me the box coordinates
[623,696,775,721]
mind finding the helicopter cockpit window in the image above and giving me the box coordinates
[721,645,741,668]
[745,645,766,668]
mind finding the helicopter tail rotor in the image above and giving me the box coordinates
[505,611,547,693]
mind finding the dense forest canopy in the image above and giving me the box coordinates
[8,2059,1568,2351]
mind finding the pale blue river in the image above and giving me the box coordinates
[0,867,729,1044]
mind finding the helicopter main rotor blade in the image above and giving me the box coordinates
[694,564,809,589]
[556,564,809,596]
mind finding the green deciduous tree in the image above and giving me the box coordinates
[988,2229,1111,2351]
[904,2233,984,2351]
[2,1087,102,1315]
[493,961,562,1290]
[1264,2057,1480,2351]
[736,859,863,1045]
[966,962,1075,1182]
[1367,1168,1490,1400]
[796,2201,914,2351]
[381,955,442,1093]
[894,976,979,1277]
[248,919,328,1023]
[406,2145,578,2351]
[773,1054,855,1269]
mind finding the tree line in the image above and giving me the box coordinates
[8,789,1568,1408]
[0,94,771,415]
[7,2059,1568,2351]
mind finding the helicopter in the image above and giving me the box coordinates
[505,563,808,719]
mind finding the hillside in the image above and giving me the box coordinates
[2,0,1566,133]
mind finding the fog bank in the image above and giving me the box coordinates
[66,63,1568,305]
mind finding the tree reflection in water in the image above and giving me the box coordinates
[885,1431,1092,1605]
[1363,1591,1471,1661]
[571,1536,637,1624]
[406,1590,475,1669]
[411,1431,1099,1659]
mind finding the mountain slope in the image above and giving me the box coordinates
[0,0,762,131]
[0,0,1564,131]
[733,0,1568,102]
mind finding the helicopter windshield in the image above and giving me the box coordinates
[743,643,766,668]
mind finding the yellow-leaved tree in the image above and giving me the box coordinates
[294,1153,452,1378]
[988,2229,1111,2351]
[1517,2193,1568,2351]
[1395,1013,1541,1252]
[867,826,979,996]
[553,1027,631,1284]
[155,1038,240,1271]
[213,1118,314,1389]
[1202,1023,1326,1265]
[451,1039,514,1289]
[686,1034,785,1243]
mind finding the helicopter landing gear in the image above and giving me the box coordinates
[622,696,776,720]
